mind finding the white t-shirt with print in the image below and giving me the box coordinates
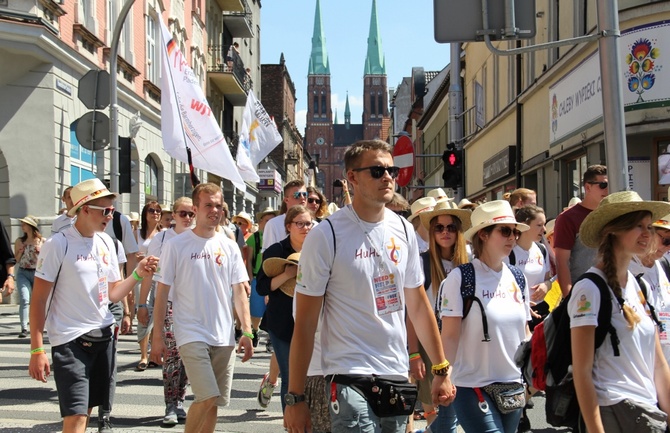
[105,213,139,254]
[35,227,121,347]
[569,267,658,407]
[505,242,550,299]
[155,230,248,348]
[427,258,454,313]
[439,259,530,387]
[296,206,424,376]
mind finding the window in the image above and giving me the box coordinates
[377,93,383,117]
[370,93,376,116]
[313,95,319,115]
[144,155,160,200]
[321,95,326,117]
[69,121,97,185]
[146,13,160,84]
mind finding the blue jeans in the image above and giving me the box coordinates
[16,268,35,330]
[453,386,522,433]
[268,330,290,413]
[329,383,407,433]
[432,403,458,433]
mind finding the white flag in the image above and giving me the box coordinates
[159,20,245,191]
[236,124,260,182]
[238,91,283,167]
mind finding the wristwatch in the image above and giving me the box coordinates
[284,392,306,406]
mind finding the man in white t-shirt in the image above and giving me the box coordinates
[28,178,158,433]
[51,186,74,234]
[262,179,307,252]
[285,140,456,433]
[150,182,253,433]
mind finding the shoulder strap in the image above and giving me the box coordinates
[458,263,491,341]
[536,241,547,261]
[421,251,431,291]
[508,249,516,266]
[325,218,336,276]
[504,263,526,303]
[635,273,664,332]
[396,212,408,241]
[576,272,620,356]
[113,211,122,242]
[660,256,670,283]
[251,232,261,272]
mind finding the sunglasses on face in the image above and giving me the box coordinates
[235,221,247,226]
[586,181,608,190]
[87,205,115,217]
[352,165,401,179]
[434,223,458,234]
[293,191,308,199]
[497,226,521,239]
[147,208,161,214]
[292,221,313,229]
[658,233,670,247]
[307,198,322,205]
[177,211,195,219]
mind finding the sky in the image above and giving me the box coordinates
[260,0,452,134]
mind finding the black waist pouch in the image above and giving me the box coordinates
[79,325,114,343]
[330,374,418,417]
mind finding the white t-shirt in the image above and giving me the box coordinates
[262,214,318,252]
[296,206,423,376]
[135,229,153,256]
[505,242,550,300]
[569,267,658,407]
[416,234,429,254]
[155,230,248,348]
[439,259,530,387]
[35,227,121,347]
[149,229,185,302]
[104,213,139,255]
[427,258,454,313]
[50,214,74,235]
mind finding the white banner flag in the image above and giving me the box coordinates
[160,20,245,191]
[238,91,283,167]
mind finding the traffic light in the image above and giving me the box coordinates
[442,148,463,189]
[119,137,136,194]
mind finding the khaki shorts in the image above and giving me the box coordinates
[179,341,235,406]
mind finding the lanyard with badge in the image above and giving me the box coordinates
[349,205,402,316]
[73,227,109,306]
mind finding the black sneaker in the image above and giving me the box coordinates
[517,408,531,433]
[18,329,28,338]
[252,330,259,348]
[265,339,273,353]
[98,417,114,433]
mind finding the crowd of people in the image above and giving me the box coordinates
[2,139,670,433]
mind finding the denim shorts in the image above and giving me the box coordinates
[329,383,407,433]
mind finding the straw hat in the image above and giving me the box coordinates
[463,200,530,242]
[652,213,670,231]
[262,252,301,297]
[407,197,436,222]
[68,178,117,217]
[128,212,140,222]
[232,211,253,227]
[545,219,556,237]
[19,215,39,230]
[256,207,278,222]
[458,198,477,210]
[579,191,670,248]
[420,200,472,232]
[427,188,452,200]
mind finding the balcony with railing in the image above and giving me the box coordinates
[207,46,252,106]
[222,0,253,38]
[214,0,244,13]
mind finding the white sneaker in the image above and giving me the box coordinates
[163,404,178,425]
[257,372,277,408]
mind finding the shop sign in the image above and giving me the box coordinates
[628,158,651,200]
[258,169,281,194]
[483,146,516,185]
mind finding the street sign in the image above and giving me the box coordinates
[434,0,536,43]
[76,111,110,151]
[78,70,110,109]
[393,135,414,188]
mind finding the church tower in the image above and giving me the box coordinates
[362,0,389,140]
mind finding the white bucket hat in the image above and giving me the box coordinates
[463,200,530,242]
[68,179,117,217]
[407,197,436,222]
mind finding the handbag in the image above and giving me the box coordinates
[482,382,526,414]
[331,374,418,417]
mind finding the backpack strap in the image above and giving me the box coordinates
[46,232,69,319]
[635,273,664,333]
[324,218,336,276]
[660,256,670,283]
[508,249,516,266]
[113,211,123,243]
[250,232,261,273]
[536,241,547,263]
[576,272,620,356]
[458,263,491,341]
[421,251,431,291]
[504,263,526,304]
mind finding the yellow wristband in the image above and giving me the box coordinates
[431,360,450,375]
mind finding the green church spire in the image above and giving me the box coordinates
[308,0,330,75]
[344,92,351,127]
[364,0,385,75]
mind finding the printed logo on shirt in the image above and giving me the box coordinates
[441,296,452,311]
[517,252,544,267]
[386,237,401,265]
[509,280,523,304]
[214,247,225,266]
[355,247,381,260]
[576,294,592,312]
[36,258,44,272]
[190,251,211,260]
[76,253,97,262]
[99,246,109,265]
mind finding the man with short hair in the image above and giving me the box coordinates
[262,179,307,252]
[150,182,253,433]
[285,140,455,433]
[28,178,158,433]
[554,164,608,296]
[508,187,537,209]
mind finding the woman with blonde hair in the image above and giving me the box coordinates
[440,200,531,432]
[13,216,43,338]
[572,192,670,433]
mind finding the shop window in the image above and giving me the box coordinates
[69,120,97,186]
[144,154,161,202]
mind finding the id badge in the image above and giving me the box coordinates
[98,276,109,306]
[372,267,402,316]
[659,311,670,346]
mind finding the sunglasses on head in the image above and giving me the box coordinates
[293,191,308,199]
[292,221,313,229]
[586,181,608,189]
[658,233,670,247]
[434,223,458,234]
[352,165,400,179]
[87,205,115,217]
[177,210,195,219]
[307,198,322,205]
[497,226,521,239]
[147,208,161,214]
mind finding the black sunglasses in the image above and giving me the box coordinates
[658,233,670,247]
[586,181,608,190]
[497,226,521,239]
[177,210,195,219]
[307,198,322,205]
[147,208,162,214]
[434,223,458,234]
[352,165,400,179]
